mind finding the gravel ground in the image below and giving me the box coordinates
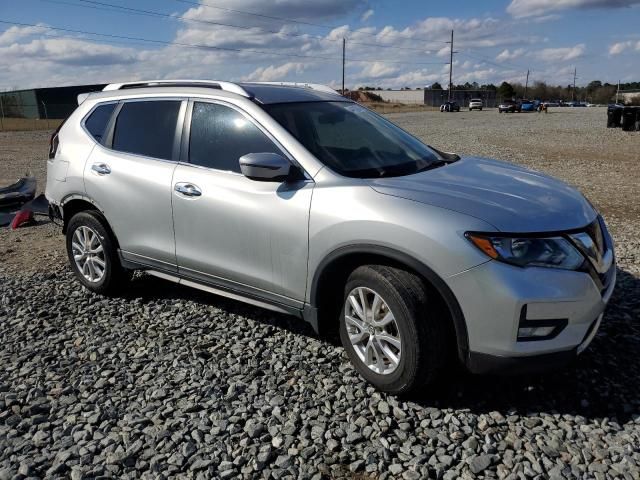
[1,108,639,479]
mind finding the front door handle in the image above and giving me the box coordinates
[91,163,111,175]
[174,182,202,197]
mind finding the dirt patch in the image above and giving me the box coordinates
[0,107,638,276]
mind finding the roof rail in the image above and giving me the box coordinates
[102,80,252,98]
[244,82,339,95]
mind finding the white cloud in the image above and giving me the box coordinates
[496,48,526,62]
[0,34,139,67]
[0,24,48,46]
[507,0,640,18]
[361,9,374,21]
[534,44,585,62]
[181,0,366,24]
[0,1,632,92]
[609,40,640,55]
[359,62,399,79]
[242,62,306,81]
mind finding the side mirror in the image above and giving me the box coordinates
[239,153,291,182]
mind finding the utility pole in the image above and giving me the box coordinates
[342,38,346,96]
[524,69,530,98]
[616,80,620,104]
[446,30,457,102]
[572,67,577,102]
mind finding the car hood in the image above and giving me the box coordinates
[368,157,596,232]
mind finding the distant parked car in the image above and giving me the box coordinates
[498,100,519,113]
[440,101,460,112]
[468,98,483,111]
[543,101,559,108]
[520,100,537,112]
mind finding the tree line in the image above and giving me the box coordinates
[357,80,639,104]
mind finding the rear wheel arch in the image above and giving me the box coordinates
[310,245,469,362]
[61,197,120,250]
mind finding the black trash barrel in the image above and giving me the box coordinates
[607,104,622,128]
[621,106,637,131]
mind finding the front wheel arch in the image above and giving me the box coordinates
[309,245,469,363]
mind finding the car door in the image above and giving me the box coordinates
[84,98,186,271]
[172,99,313,306]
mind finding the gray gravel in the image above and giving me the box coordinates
[1,268,639,479]
[1,108,640,479]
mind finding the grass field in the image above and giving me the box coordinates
[0,117,64,132]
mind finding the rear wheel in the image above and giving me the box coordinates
[66,211,130,295]
[339,265,446,394]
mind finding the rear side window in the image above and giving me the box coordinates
[112,100,181,160]
[85,103,116,143]
[189,102,281,173]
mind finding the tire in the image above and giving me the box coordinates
[479,108,483,111]
[339,265,446,394]
[66,211,130,295]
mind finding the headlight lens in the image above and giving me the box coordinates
[466,233,584,270]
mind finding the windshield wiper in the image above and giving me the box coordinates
[415,160,449,174]
[427,145,460,162]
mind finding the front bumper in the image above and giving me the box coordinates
[466,313,603,374]
[447,257,615,374]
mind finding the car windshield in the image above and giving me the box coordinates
[263,101,443,178]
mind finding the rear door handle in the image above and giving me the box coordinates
[91,163,111,175]
[174,182,202,197]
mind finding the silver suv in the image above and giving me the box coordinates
[468,98,483,111]
[46,80,616,394]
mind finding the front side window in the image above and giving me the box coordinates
[189,102,281,173]
[263,101,441,178]
[112,100,181,160]
[85,103,116,143]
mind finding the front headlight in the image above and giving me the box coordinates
[466,233,585,270]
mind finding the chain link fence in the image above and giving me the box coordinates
[0,101,68,132]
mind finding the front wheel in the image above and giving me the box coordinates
[66,211,130,295]
[339,265,445,394]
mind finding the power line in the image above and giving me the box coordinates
[174,0,342,31]
[172,0,450,46]
[0,20,449,66]
[460,49,530,72]
[38,0,439,54]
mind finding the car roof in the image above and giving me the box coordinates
[238,83,344,104]
[82,80,345,105]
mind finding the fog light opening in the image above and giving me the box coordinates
[517,305,568,342]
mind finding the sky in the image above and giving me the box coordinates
[0,0,639,91]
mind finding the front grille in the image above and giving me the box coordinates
[599,262,615,295]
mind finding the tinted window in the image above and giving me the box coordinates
[189,102,281,172]
[113,101,181,160]
[85,103,116,143]
[264,101,441,178]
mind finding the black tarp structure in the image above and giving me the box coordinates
[0,84,106,119]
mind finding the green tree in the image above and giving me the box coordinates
[497,81,515,100]
[430,82,443,90]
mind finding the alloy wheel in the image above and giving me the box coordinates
[71,226,106,283]
[344,287,402,375]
